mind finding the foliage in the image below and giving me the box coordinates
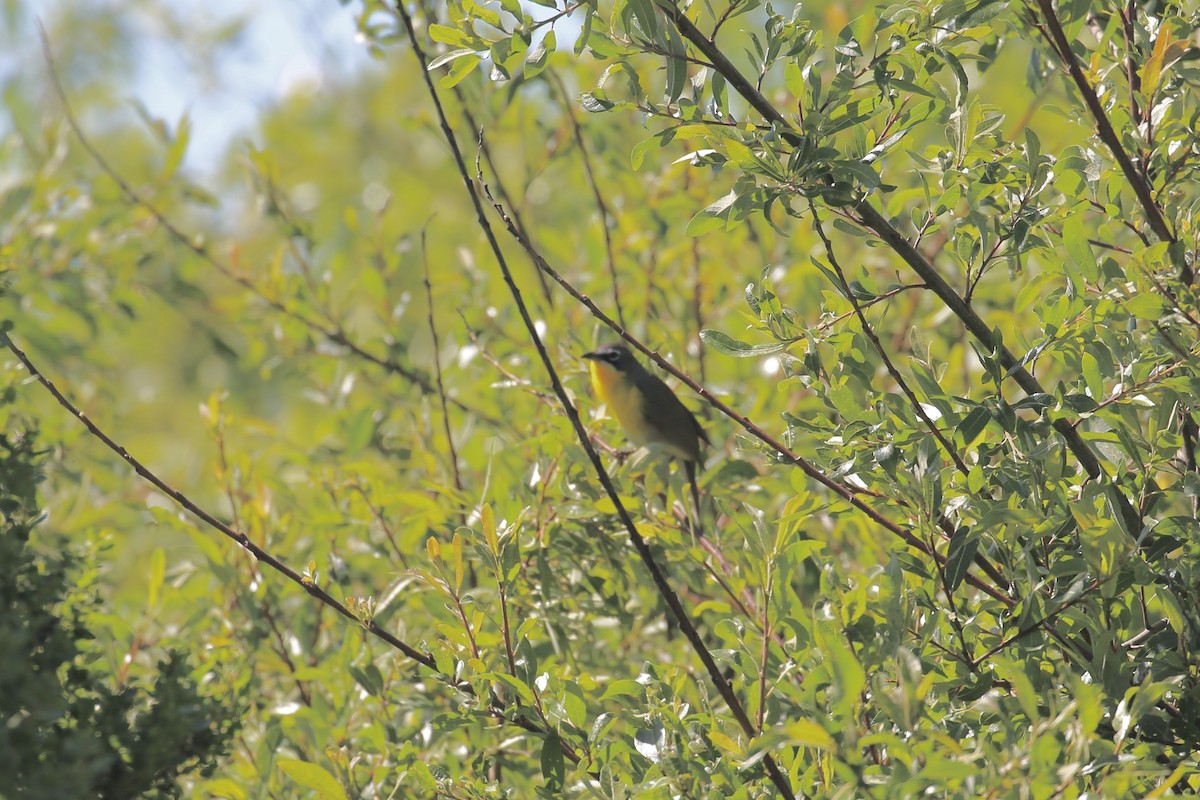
[0,413,241,798]
[2,0,1199,796]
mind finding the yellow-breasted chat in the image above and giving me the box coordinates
[582,343,708,525]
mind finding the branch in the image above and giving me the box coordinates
[479,170,1013,607]
[420,224,465,497]
[549,71,627,329]
[457,101,557,307]
[653,0,1144,538]
[853,202,1144,538]
[1029,0,1192,284]
[392,4,796,795]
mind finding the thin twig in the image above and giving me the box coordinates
[854,202,1144,537]
[352,483,411,568]
[810,202,971,478]
[756,558,772,732]
[549,71,626,330]
[927,532,978,672]
[970,578,1099,667]
[420,223,465,496]
[457,102,556,306]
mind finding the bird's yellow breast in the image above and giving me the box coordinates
[588,360,654,447]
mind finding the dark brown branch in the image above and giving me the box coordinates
[1030,0,1192,283]
[5,331,434,665]
[853,202,1144,538]
[390,4,793,794]
[652,0,1150,551]
[3,330,573,757]
[479,169,1014,606]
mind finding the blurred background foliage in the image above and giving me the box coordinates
[1,0,1198,796]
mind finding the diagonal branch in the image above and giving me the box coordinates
[1,329,576,759]
[853,202,1144,536]
[392,4,798,796]
[1028,0,1190,282]
[548,71,627,330]
[653,0,1145,538]
[809,202,971,478]
[479,169,1013,606]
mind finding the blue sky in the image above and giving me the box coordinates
[7,0,376,172]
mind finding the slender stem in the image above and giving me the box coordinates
[458,102,556,306]
[756,559,772,732]
[927,532,978,672]
[809,204,1012,590]
[420,225,465,496]
[550,72,627,330]
[353,483,411,568]
[810,203,971,478]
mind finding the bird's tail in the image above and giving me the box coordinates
[685,459,703,537]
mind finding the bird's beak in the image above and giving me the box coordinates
[582,351,600,361]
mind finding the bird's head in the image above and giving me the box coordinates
[583,343,636,374]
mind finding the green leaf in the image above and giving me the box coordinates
[943,528,978,592]
[440,56,480,88]
[699,329,791,357]
[938,47,969,107]
[630,134,662,171]
[1061,215,1093,274]
[428,48,480,70]
[817,628,865,721]
[540,735,566,791]
[1124,292,1164,320]
[600,679,646,700]
[580,92,615,113]
[685,189,739,236]
[428,24,477,49]
[278,760,348,800]
[1081,351,1104,401]
[956,406,990,445]
[525,30,554,78]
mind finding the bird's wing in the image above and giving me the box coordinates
[639,374,706,461]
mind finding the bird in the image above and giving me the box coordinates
[582,343,709,529]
